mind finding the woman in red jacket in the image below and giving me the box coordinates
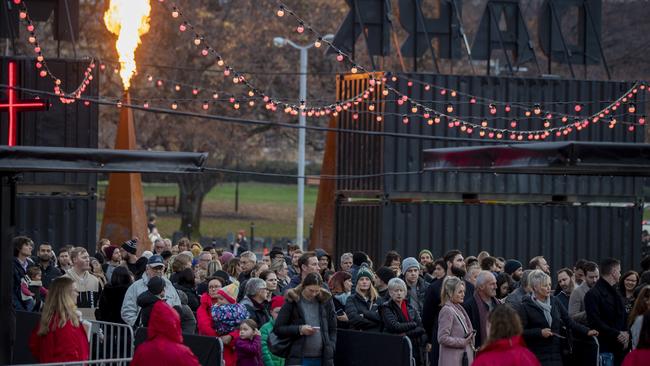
[130,301,199,366]
[473,305,541,366]
[29,277,90,363]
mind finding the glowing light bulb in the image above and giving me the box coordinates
[171,102,178,110]
[314,39,322,48]
[574,104,583,112]
[296,24,304,33]
[489,104,497,115]
[533,104,542,115]
[277,7,285,17]
[202,102,209,110]
[179,23,187,32]
[336,53,344,62]
[446,104,454,113]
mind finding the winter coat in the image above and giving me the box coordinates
[437,301,474,366]
[29,316,89,363]
[622,349,650,366]
[568,282,590,325]
[260,319,285,366]
[332,294,349,329]
[13,257,31,311]
[174,283,200,312]
[422,276,475,341]
[240,296,271,328]
[463,294,500,348]
[472,335,541,366]
[174,290,197,334]
[345,292,382,332]
[130,301,200,366]
[235,335,263,366]
[380,298,426,365]
[273,286,337,366]
[96,284,129,324]
[584,278,628,358]
[196,292,240,366]
[38,261,62,289]
[121,273,181,326]
[405,276,429,314]
[518,295,589,366]
[136,291,162,328]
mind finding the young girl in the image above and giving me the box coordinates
[235,319,263,366]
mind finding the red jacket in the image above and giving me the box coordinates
[29,317,89,362]
[130,301,200,366]
[472,335,541,366]
[622,349,650,366]
[197,292,240,366]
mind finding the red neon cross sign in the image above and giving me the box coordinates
[0,61,48,146]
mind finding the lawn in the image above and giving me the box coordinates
[98,182,318,240]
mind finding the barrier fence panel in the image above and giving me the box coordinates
[88,320,134,366]
[7,358,132,366]
[134,327,223,366]
[334,329,413,366]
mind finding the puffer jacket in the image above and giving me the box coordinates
[345,292,382,332]
[273,286,337,366]
[240,296,271,328]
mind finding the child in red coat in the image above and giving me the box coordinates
[235,319,263,366]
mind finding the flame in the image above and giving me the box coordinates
[103,0,151,90]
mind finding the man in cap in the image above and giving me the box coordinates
[121,254,181,326]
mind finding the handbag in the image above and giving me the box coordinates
[267,329,293,358]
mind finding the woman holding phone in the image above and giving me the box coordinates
[274,272,337,366]
[437,276,475,366]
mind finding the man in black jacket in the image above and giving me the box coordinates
[584,258,628,366]
[34,242,62,289]
[422,250,474,366]
[463,270,499,348]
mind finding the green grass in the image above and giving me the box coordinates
[98,181,318,239]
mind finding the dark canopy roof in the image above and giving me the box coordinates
[422,141,650,176]
[0,146,206,173]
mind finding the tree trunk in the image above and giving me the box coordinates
[177,173,219,240]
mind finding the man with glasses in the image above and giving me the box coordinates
[121,255,181,327]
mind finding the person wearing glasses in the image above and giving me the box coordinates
[121,255,181,327]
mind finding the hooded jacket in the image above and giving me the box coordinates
[130,301,200,366]
[273,286,337,366]
[121,273,181,326]
[472,335,541,366]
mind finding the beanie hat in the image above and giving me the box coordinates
[401,257,420,274]
[217,282,239,304]
[121,239,138,255]
[419,249,433,260]
[314,248,329,260]
[352,252,369,266]
[271,295,285,310]
[376,266,396,285]
[219,251,234,265]
[356,266,374,282]
[504,259,523,275]
[103,246,118,260]
[147,276,165,296]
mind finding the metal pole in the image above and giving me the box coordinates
[297,47,307,250]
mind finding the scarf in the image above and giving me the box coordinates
[400,300,410,321]
[531,294,553,327]
[474,291,490,344]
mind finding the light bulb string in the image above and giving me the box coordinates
[16,0,96,101]
[159,1,376,113]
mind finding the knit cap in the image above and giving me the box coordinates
[356,266,374,282]
[401,257,420,274]
[217,282,239,304]
[147,276,165,296]
[103,246,119,260]
[121,239,138,255]
[271,295,285,310]
[504,259,523,275]
[376,266,396,285]
[419,249,433,260]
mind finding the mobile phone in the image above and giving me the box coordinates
[312,326,320,330]
[335,308,345,315]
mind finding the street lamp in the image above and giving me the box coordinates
[274,34,334,250]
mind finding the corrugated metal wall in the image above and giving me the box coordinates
[15,195,97,250]
[334,202,641,272]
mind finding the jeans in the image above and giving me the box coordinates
[600,352,614,366]
[302,358,321,366]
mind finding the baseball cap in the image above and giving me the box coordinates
[148,254,164,268]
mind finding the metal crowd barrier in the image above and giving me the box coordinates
[88,319,134,365]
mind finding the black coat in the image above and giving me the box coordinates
[462,294,499,348]
[518,295,589,366]
[12,257,30,311]
[173,283,200,312]
[38,261,62,289]
[274,287,337,366]
[379,299,426,366]
[240,296,271,328]
[345,292,382,332]
[584,278,627,357]
[96,284,129,324]
[136,291,162,328]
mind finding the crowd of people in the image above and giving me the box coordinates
[12,232,650,366]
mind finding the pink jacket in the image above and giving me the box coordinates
[437,302,474,366]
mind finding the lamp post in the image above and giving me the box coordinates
[273,34,334,250]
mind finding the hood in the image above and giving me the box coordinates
[286,286,332,303]
[137,291,162,308]
[479,335,527,354]
[147,301,183,343]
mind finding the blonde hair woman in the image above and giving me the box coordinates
[438,276,475,366]
[29,277,90,362]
